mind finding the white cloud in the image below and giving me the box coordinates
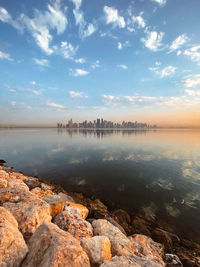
[131,15,146,28]
[118,42,122,50]
[33,58,49,66]
[117,64,128,70]
[184,45,200,65]
[0,50,13,61]
[183,74,200,88]
[102,95,121,106]
[69,90,88,98]
[168,34,188,53]
[152,0,167,6]
[91,60,100,69]
[70,68,89,76]
[185,89,200,96]
[30,81,36,85]
[0,7,22,31]
[56,41,78,59]
[70,0,97,38]
[74,58,85,63]
[25,89,40,95]
[19,0,67,54]
[141,31,164,51]
[10,101,16,107]
[149,65,176,77]
[46,102,65,109]
[103,6,125,28]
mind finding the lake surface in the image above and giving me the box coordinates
[0,128,200,242]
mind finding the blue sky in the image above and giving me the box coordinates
[0,0,200,126]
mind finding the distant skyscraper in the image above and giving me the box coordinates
[68,118,73,128]
[97,118,100,128]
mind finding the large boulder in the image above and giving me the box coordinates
[164,254,183,266]
[131,216,152,237]
[152,228,180,251]
[92,219,135,256]
[129,234,165,266]
[0,170,10,180]
[112,209,131,234]
[81,236,112,266]
[0,207,28,267]
[43,194,66,217]
[3,198,52,240]
[53,203,93,240]
[22,222,90,267]
[100,256,140,267]
[0,178,7,188]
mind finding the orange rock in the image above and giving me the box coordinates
[43,194,66,217]
[64,201,89,219]
[81,236,112,265]
[0,178,7,188]
[22,222,90,267]
[92,219,135,257]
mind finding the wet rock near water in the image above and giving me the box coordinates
[0,166,199,266]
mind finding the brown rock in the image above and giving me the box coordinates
[164,254,183,266]
[53,205,93,240]
[40,182,55,191]
[92,219,135,256]
[3,198,52,240]
[132,216,152,237]
[22,222,90,267]
[129,234,165,266]
[9,171,28,182]
[24,177,41,190]
[30,186,53,198]
[105,216,127,235]
[112,209,131,234]
[152,228,180,250]
[81,236,112,266]
[0,207,28,267]
[100,256,140,267]
[63,201,89,219]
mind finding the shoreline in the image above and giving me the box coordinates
[0,163,200,266]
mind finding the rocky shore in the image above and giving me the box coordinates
[0,164,200,267]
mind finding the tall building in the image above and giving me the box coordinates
[96,118,100,128]
[68,118,73,128]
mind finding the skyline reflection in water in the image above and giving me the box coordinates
[0,128,200,242]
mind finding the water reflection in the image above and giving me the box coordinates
[0,128,200,242]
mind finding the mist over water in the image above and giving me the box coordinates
[0,128,200,242]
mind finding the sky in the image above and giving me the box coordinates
[0,0,200,127]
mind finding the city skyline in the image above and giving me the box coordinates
[0,0,200,127]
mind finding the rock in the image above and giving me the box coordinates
[58,191,75,202]
[0,207,28,267]
[129,234,165,266]
[0,179,33,204]
[105,216,127,235]
[9,171,28,182]
[53,205,93,240]
[30,186,53,198]
[131,216,152,237]
[40,182,55,191]
[92,219,135,256]
[81,236,112,266]
[100,256,141,267]
[130,254,165,267]
[24,177,41,190]
[112,209,131,234]
[152,228,180,251]
[0,159,6,164]
[22,222,90,267]
[164,254,183,266]
[63,201,89,219]
[0,178,7,188]
[0,170,9,180]
[43,194,66,217]
[3,198,52,240]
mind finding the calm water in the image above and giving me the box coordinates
[0,128,200,242]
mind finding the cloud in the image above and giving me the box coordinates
[103,6,125,28]
[102,95,121,106]
[91,60,100,69]
[0,7,22,31]
[54,41,78,59]
[118,42,122,50]
[69,68,89,76]
[185,89,200,96]
[168,34,188,53]
[149,65,176,77]
[74,58,85,63]
[10,101,16,107]
[69,90,88,98]
[19,0,68,54]
[0,50,13,61]
[70,0,97,38]
[46,101,65,109]
[141,31,164,51]
[30,81,36,85]
[9,101,32,109]
[183,74,200,88]
[130,14,146,29]
[117,64,128,70]
[152,0,167,6]
[33,58,49,66]
[25,89,40,95]
[117,41,129,50]
[184,45,200,65]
